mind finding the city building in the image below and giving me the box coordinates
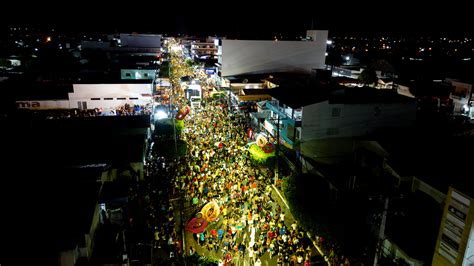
[224,74,272,112]
[261,82,416,154]
[370,135,474,265]
[119,33,162,49]
[221,30,328,76]
[190,39,218,60]
[13,80,153,112]
[446,79,472,116]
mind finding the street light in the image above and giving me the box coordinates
[154,110,168,120]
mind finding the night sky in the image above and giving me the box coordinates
[1,2,472,37]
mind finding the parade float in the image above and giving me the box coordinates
[174,105,190,132]
[248,134,276,164]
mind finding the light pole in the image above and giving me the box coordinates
[374,192,405,265]
[373,197,389,266]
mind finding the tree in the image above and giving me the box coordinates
[359,68,378,86]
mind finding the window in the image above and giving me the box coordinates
[91,98,100,100]
[117,97,126,100]
[104,98,113,100]
[332,107,341,117]
[144,73,149,77]
[125,73,131,77]
[129,97,139,100]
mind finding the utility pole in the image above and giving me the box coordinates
[373,197,389,266]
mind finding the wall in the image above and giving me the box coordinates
[59,250,76,266]
[80,41,110,50]
[16,100,69,109]
[411,177,446,204]
[121,69,156,80]
[462,221,474,265]
[397,85,416,98]
[86,202,101,258]
[449,81,472,113]
[222,37,327,76]
[382,238,425,266]
[120,34,162,48]
[70,83,153,110]
[100,162,144,182]
[301,101,416,141]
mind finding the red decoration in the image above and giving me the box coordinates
[176,106,190,120]
[262,143,274,153]
[186,217,209,233]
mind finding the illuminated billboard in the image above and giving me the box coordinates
[433,187,474,266]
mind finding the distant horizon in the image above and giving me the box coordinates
[1,23,472,39]
[1,7,472,38]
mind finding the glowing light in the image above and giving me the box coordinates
[463,104,470,112]
[154,110,168,120]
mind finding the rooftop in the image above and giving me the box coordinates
[225,73,270,84]
[242,89,272,95]
[380,136,474,197]
[269,83,413,109]
[328,86,415,104]
[268,83,332,109]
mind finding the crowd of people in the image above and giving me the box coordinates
[143,155,183,259]
[174,98,321,265]
[17,103,152,119]
[120,154,183,263]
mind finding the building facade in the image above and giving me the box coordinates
[222,31,328,76]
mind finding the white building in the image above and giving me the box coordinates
[221,30,328,76]
[70,83,153,110]
[16,81,153,111]
[262,85,416,163]
[446,79,472,115]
